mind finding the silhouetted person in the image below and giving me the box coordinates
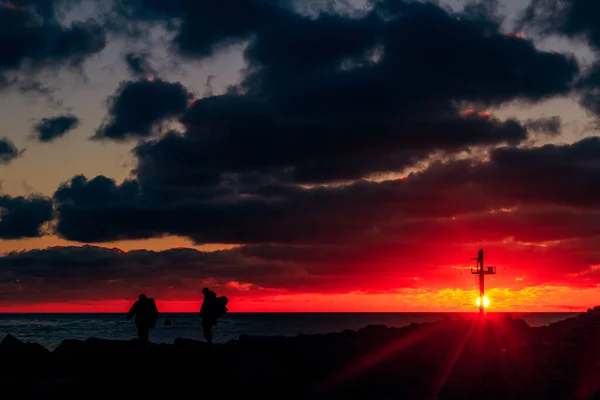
[127,294,159,346]
[200,288,217,343]
[199,287,228,343]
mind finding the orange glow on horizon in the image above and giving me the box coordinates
[0,286,595,313]
[1,241,598,314]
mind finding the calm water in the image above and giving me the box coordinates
[0,312,579,350]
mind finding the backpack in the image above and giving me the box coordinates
[215,296,229,319]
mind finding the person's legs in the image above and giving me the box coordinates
[137,325,149,345]
[202,324,213,343]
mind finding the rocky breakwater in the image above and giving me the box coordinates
[2,310,600,399]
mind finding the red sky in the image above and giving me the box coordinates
[1,232,598,313]
[1,0,600,313]
[0,288,595,313]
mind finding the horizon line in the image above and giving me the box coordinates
[0,310,586,315]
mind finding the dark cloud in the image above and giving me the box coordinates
[32,115,80,142]
[0,194,54,239]
[92,0,579,190]
[2,229,600,304]
[134,97,531,187]
[459,136,600,208]
[124,51,156,78]
[520,0,600,49]
[52,135,600,247]
[111,0,578,100]
[111,0,293,58]
[93,78,193,141]
[4,0,64,22]
[520,0,600,117]
[0,1,106,88]
[524,116,562,136]
[577,63,600,117]
[49,2,593,272]
[244,2,577,104]
[0,245,294,303]
[0,138,24,165]
[0,241,474,303]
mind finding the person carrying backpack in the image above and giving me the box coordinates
[199,288,228,343]
[127,294,159,346]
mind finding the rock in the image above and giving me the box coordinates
[83,337,138,352]
[1,309,600,398]
[53,339,86,355]
[0,335,51,355]
[29,377,75,394]
[173,338,206,352]
[511,318,531,334]
[0,335,54,377]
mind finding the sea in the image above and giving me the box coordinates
[0,312,580,350]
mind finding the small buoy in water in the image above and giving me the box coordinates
[164,319,174,326]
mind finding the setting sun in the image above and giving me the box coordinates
[476,296,490,308]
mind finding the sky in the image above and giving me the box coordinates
[1,0,600,313]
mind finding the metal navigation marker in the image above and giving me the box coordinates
[470,248,496,315]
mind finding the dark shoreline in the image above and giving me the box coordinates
[2,308,600,399]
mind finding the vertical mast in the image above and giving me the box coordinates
[471,248,494,315]
[478,249,484,315]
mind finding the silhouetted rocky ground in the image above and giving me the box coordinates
[2,309,600,399]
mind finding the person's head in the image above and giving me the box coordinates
[202,288,210,296]
[138,294,148,301]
